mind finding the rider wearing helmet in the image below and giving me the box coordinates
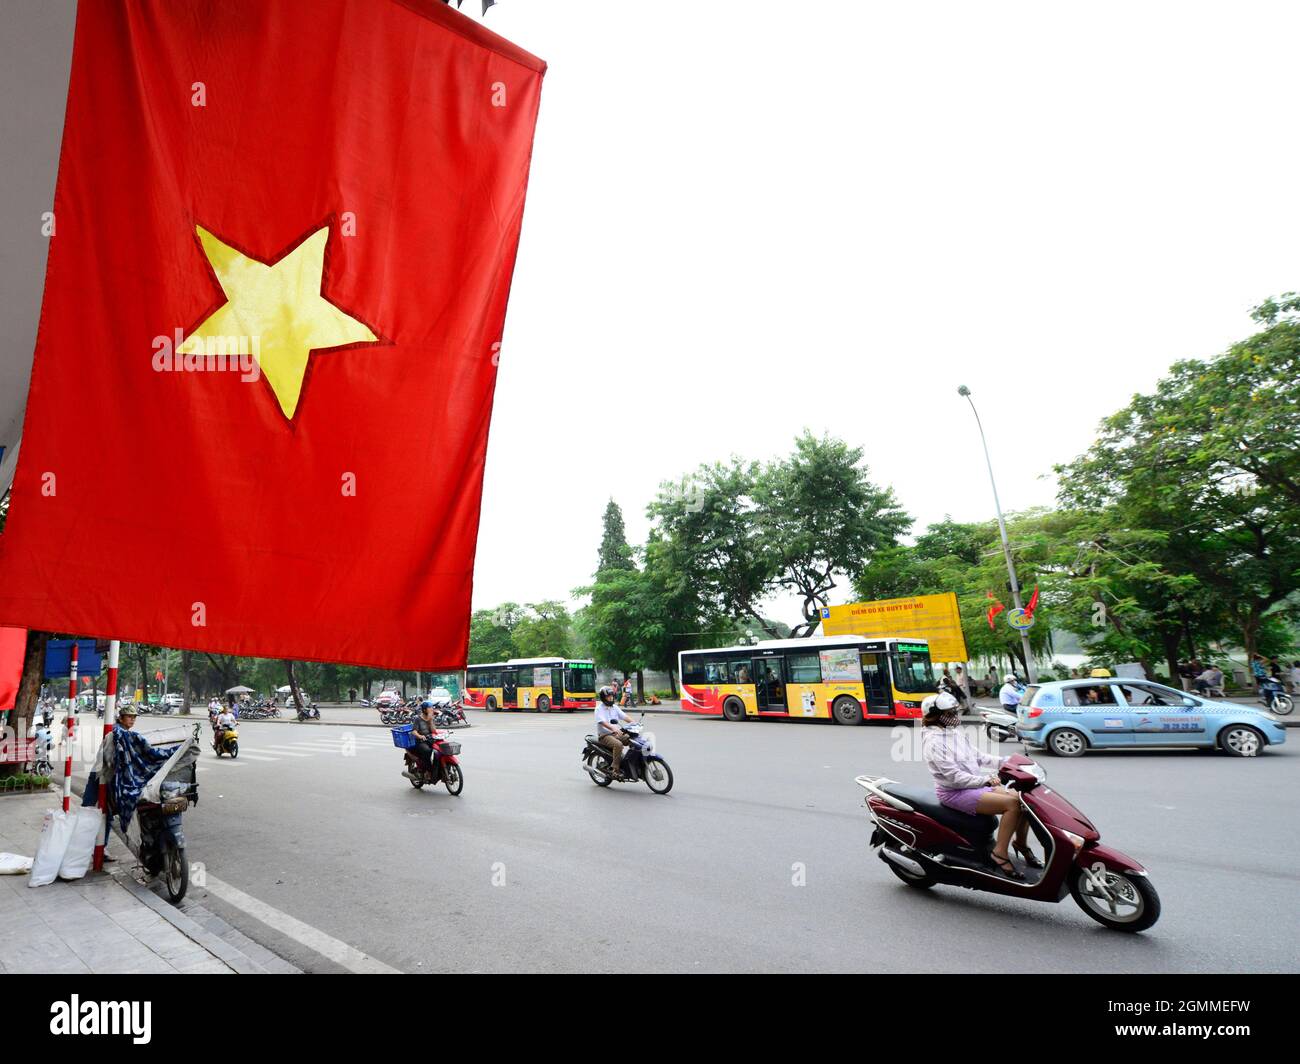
[999,674,1024,713]
[595,684,632,777]
[920,690,1040,880]
[404,701,437,780]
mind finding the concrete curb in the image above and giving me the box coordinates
[108,868,265,974]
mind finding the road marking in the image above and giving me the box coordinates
[244,747,313,757]
[201,873,400,974]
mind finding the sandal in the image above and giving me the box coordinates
[1013,842,1045,869]
[990,852,1025,880]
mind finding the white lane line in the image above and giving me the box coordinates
[244,747,313,757]
[201,873,401,974]
[225,753,279,762]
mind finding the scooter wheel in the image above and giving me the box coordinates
[583,752,613,787]
[162,840,189,904]
[1069,865,1160,932]
[443,763,463,796]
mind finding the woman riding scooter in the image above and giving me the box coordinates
[920,692,1042,879]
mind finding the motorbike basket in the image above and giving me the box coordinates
[438,742,462,757]
[391,725,416,749]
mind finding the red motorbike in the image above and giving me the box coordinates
[855,754,1160,932]
[398,728,463,795]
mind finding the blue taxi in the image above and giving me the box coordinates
[1015,678,1287,757]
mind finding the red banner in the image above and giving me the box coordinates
[0,1,545,670]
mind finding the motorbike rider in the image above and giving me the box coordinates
[920,691,1041,880]
[406,702,437,780]
[596,684,633,777]
[213,705,237,749]
[998,674,1024,713]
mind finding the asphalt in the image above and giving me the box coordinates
[117,706,1299,974]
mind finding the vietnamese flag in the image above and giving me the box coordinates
[0,1,544,670]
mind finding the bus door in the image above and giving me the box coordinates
[502,669,518,707]
[753,657,788,711]
[859,652,892,715]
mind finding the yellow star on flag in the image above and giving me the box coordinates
[179,225,378,420]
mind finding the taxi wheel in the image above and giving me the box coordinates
[722,697,746,722]
[1047,728,1087,758]
[832,696,864,726]
[1219,725,1263,757]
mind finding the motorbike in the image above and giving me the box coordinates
[433,702,469,728]
[582,715,673,794]
[296,703,321,721]
[133,723,201,904]
[1258,677,1294,716]
[855,754,1159,932]
[32,717,53,778]
[395,726,463,795]
[211,721,239,758]
[980,707,1019,743]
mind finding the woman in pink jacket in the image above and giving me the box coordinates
[920,692,1042,879]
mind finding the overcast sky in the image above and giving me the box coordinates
[463,0,1300,624]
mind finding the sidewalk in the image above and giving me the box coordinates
[0,790,277,974]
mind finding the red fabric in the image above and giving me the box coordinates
[0,1,544,670]
[1024,585,1040,620]
[986,591,1005,629]
[0,627,25,712]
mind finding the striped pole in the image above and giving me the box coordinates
[93,640,120,872]
[62,643,78,813]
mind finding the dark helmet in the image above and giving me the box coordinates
[598,685,616,706]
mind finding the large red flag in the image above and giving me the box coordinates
[0,1,544,670]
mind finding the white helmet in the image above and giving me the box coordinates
[1004,674,1017,684]
[923,692,959,714]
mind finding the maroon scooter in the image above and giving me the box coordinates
[855,754,1160,932]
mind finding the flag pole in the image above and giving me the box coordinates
[62,643,78,813]
[93,639,120,871]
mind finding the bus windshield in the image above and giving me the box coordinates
[564,663,596,693]
[890,645,936,694]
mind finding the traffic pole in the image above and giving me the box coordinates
[62,643,78,813]
[93,640,120,872]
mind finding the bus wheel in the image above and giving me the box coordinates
[537,695,551,713]
[722,697,746,722]
[832,696,863,726]
[486,695,498,712]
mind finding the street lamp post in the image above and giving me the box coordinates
[958,385,1037,683]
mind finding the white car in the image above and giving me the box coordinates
[428,687,454,707]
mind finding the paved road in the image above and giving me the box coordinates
[127,710,1298,973]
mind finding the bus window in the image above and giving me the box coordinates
[564,663,595,693]
[728,659,753,684]
[787,653,821,684]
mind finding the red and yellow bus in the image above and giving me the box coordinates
[464,658,597,713]
[678,635,937,724]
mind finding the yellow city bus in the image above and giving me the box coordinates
[678,635,937,724]
[464,658,598,713]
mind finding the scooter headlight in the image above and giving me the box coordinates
[1063,830,1086,852]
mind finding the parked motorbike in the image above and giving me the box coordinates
[1258,677,1294,716]
[135,724,201,904]
[296,704,321,721]
[433,702,469,728]
[395,726,463,795]
[980,707,1019,743]
[32,717,53,778]
[582,715,673,794]
[855,754,1160,932]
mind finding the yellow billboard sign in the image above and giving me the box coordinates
[821,593,969,663]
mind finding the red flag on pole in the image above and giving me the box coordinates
[0,627,25,712]
[985,591,1006,629]
[0,1,545,670]
[1024,585,1040,621]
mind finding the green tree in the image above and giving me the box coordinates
[596,499,635,573]
[467,604,522,663]
[512,601,574,658]
[1058,294,1300,661]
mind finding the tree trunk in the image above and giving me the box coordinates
[668,668,678,699]
[181,650,192,714]
[636,669,645,703]
[1160,630,1182,688]
[285,661,305,711]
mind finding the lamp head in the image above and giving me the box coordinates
[957,385,971,397]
